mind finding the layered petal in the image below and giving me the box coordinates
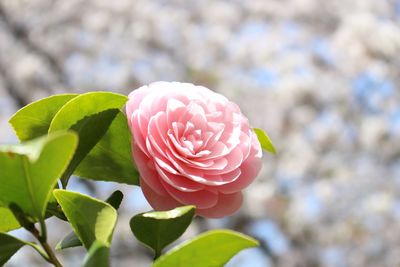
[126,82,263,218]
[197,192,243,218]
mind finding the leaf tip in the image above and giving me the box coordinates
[52,189,63,199]
[253,128,277,154]
[55,242,62,251]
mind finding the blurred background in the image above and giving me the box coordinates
[1,0,400,266]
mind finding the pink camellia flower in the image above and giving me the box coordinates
[126,82,262,218]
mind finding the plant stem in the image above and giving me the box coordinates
[40,239,63,267]
[30,222,63,267]
[39,218,48,241]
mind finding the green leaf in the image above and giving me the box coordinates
[105,190,124,210]
[0,207,20,232]
[55,190,123,251]
[9,92,136,186]
[53,190,117,250]
[0,233,26,265]
[0,132,78,219]
[253,128,276,154]
[9,94,78,141]
[57,109,120,186]
[46,201,67,221]
[82,241,110,267]
[3,200,64,233]
[8,203,35,232]
[48,92,127,132]
[74,112,139,185]
[55,231,82,251]
[0,232,48,265]
[46,92,135,186]
[152,230,259,267]
[130,206,195,258]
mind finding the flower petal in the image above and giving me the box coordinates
[197,192,243,218]
[154,164,205,192]
[141,178,181,211]
[162,180,218,209]
[133,143,168,196]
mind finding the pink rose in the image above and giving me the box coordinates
[126,82,262,218]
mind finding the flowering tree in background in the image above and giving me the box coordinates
[1,0,400,266]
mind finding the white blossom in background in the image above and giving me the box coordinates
[1,0,400,266]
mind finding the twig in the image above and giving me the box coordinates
[0,61,28,107]
[29,221,63,267]
[0,3,66,85]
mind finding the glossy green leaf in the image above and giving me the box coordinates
[55,190,123,251]
[130,206,195,258]
[10,91,137,186]
[46,92,137,186]
[253,128,276,154]
[0,132,78,219]
[7,203,35,232]
[55,231,82,251]
[9,94,78,141]
[0,232,48,265]
[46,201,67,222]
[153,230,259,267]
[0,207,19,232]
[0,233,26,265]
[57,109,120,186]
[82,241,110,267]
[74,112,139,185]
[105,190,124,210]
[53,190,117,250]
[48,92,127,132]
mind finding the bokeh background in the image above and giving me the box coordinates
[1,0,400,266]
